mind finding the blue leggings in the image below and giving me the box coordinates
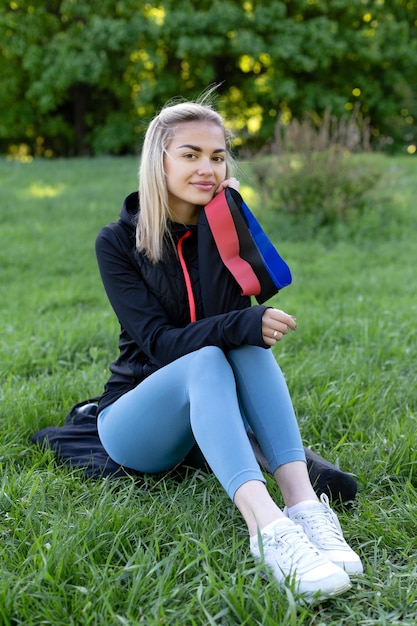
[98,345,306,500]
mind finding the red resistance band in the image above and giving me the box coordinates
[177,231,197,323]
[204,192,261,297]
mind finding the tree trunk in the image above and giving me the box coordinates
[71,83,91,156]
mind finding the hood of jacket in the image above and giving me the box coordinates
[119,189,250,317]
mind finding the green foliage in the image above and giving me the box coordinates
[0,0,146,155]
[0,0,416,155]
[270,150,380,226]
[247,110,382,237]
[1,154,417,623]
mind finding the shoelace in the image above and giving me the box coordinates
[262,523,329,574]
[297,497,348,550]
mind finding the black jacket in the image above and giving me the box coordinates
[95,192,269,411]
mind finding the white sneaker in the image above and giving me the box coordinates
[284,494,364,576]
[250,517,351,601]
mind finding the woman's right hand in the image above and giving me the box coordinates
[215,177,240,194]
[262,308,297,346]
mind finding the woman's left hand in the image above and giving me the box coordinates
[262,308,297,346]
[215,177,240,194]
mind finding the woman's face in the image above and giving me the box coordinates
[164,121,227,223]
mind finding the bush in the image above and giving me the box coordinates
[248,109,382,236]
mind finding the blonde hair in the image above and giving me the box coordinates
[136,94,235,263]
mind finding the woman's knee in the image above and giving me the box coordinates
[229,344,281,373]
[191,345,227,367]
[189,346,233,385]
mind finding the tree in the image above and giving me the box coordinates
[0,0,150,155]
[0,0,415,155]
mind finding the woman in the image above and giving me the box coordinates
[95,96,363,601]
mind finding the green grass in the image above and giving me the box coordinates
[1,154,417,625]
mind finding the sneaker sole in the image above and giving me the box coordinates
[305,579,352,604]
[258,567,352,603]
[326,579,352,597]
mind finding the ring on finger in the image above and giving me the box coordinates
[273,330,278,339]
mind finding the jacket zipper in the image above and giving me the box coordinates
[177,231,197,323]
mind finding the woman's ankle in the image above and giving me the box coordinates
[234,479,285,536]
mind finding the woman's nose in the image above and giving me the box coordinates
[197,158,213,174]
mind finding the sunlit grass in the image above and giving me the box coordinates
[1,155,416,624]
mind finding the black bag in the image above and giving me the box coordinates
[32,400,357,505]
[247,431,357,506]
[31,398,214,480]
[31,399,136,479]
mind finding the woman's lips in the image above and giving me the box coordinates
[191,182,215,191]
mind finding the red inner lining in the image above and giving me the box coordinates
[177,231,197,323]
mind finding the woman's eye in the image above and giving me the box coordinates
[181,153,225,162]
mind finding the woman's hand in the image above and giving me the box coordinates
[215,177,240,194]
[262,308,297,346]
